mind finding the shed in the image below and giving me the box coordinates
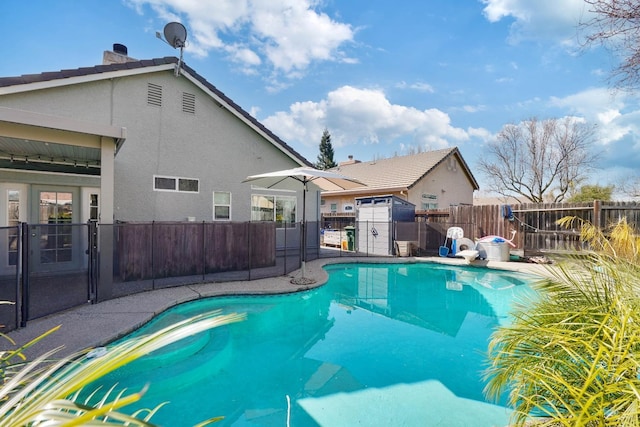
[355,195,415,256]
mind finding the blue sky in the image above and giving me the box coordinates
[3,1,638,196]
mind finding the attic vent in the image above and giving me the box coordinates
[182,92,195,114]
[147,83,162,107]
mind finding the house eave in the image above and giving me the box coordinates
[0,107,126,141]
[322,186,409,197]
[0,64,176,96]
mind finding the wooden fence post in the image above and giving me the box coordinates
[593,200,602,228]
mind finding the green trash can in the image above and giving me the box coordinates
[344,226,355,251]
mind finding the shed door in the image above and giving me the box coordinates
[357,205,390,255]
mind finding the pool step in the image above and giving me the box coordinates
[298,379,512,427]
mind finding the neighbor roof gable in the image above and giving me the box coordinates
[0,56,311,167]
[331,147,479,192]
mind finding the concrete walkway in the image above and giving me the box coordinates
[6,256,551,359]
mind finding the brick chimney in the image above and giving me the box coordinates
[339,155,360,166]
[103,43,138,65]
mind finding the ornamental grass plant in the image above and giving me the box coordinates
[484,217,640,427]
[0,310,244,426]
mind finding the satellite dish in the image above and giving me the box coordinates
[163,22,187,49]
[157,22,188,77]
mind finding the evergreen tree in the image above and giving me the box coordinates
[315,129,337,170]
[568,184,614,202]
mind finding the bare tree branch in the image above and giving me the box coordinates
[580,0,640,91]
[618,174,640,198]
[478,117,597,203]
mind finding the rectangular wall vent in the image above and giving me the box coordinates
[147,83,162,107]
[182,92,196,114]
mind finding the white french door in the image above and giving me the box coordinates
[0,184,27,272]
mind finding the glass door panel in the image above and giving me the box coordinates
[39,191,73,264]
[8,190,19,266]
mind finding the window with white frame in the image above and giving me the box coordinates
[421,193,438,210]
[153,175,199,193]
[213,191,231,220]
[251,194,296,227]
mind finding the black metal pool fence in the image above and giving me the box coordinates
[6,205,624,332]
[2,220,432,331]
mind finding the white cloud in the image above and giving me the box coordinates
[597,109,621,125]
[396,81,435,93]
[481,0,589,45]
[226,44,262,66]
[549,87,624,121]
[549,87,639,146]
[468,127,494,141]
[262,86,479,153]
[462,105,486,113]
[126,0,354,78]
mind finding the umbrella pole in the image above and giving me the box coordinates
[301,182,306,278]
[292,180,314,285]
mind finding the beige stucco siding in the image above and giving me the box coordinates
[407,157,474,209]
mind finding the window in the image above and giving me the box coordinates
[154,176,199,193]
[421,202,438,210]
[421,193,438,210]
[178,179,199,192]
[330,203,337,212]
[89,193,99,221]
[251,194,296,227]
[213,192,231,220]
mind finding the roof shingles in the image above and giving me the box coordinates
[332,147,478,191]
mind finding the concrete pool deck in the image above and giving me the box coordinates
[6,256,551,359]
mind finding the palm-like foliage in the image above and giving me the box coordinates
[556,215,640,263]
[484,217,640,426]
[1,310,244,426]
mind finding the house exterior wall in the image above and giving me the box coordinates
[0,69,314,223]
[406,156,475,209]
[320,194,359,215]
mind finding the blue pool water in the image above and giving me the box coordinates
[92,263,538,426]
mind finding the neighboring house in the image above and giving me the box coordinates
[0,45,315,285]
[473,192,521,206]
[321,147,479,217]
[0,45,314,227]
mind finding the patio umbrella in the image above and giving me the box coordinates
[243,167,365,284]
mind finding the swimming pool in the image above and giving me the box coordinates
[91,262,538,426]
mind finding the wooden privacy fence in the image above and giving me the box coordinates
[422,205,518,249]
[114,221,276,281]
[423,201,640,255]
